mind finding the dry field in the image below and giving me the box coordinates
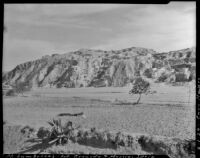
[3,82,196,154]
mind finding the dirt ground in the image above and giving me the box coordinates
[3,82,195,140]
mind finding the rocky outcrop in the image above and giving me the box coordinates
[3,47,195,88]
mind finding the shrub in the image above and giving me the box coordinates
[115,132,125,147]
[101,131,108,143]
[5,89,15,96]
[111,55,120,60]
[157,73,168,82]
[107,132,116,143]
[71,60,78,66]
[143,68,153,78]
[42,118,81,145]
[47,118,69,145]
[77,129,85,138]
[175,73,189,82]
[12,81,32,96]
[37,127,50,139]
[20,125,35,138]
[21,125,34,134]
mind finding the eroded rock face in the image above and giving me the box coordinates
[3,47,196,88]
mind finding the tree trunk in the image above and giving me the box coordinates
[136,94,142,104]
[21,92,24,97]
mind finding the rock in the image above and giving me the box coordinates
[3,47,195,88]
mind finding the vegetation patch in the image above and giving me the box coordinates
[129,77,155,104]
[4,121,195,157]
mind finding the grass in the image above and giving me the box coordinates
[3,100,195,139]
[3,124,35,153]
[3,83,195,154]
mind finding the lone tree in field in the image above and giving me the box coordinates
[129,77,151,104]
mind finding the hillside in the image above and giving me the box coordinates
[3,47,196,88]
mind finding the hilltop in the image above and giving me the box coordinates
[3,47,195,88]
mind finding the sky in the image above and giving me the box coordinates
[3,2,196,71]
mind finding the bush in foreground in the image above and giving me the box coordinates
[38,118,80,145]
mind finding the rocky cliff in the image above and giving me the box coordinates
[3,47,196,88]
